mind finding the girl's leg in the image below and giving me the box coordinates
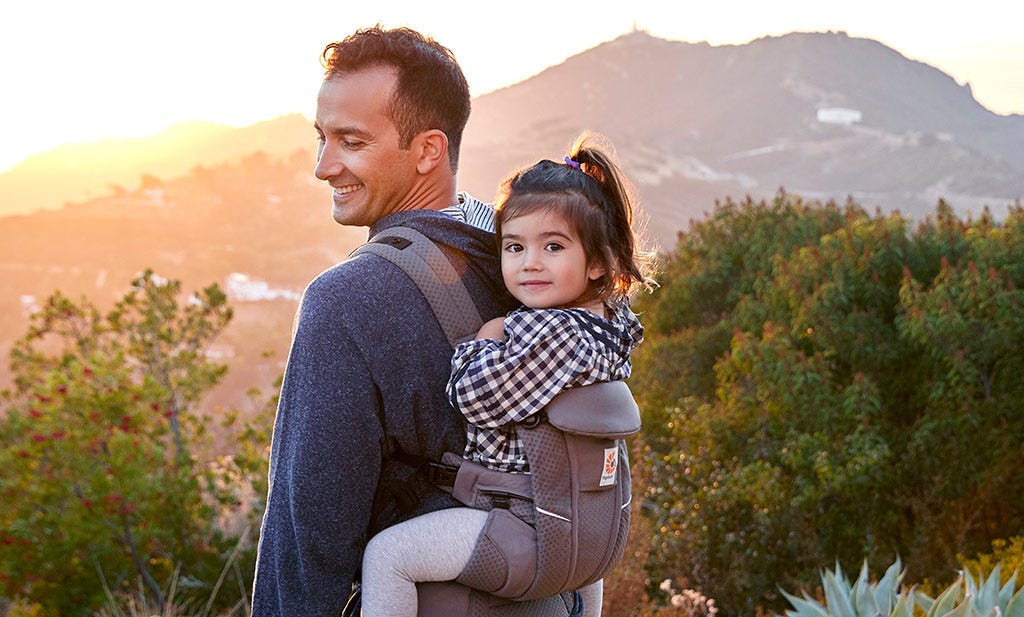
[579,579,603,616]
[361,507,488,617]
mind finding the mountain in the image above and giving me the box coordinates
[1,30,1022,412]
[457,30,1024,249]
[0,114,312,217]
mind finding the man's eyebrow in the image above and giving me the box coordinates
[314,122,372,139]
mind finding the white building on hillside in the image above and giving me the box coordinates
[817,107,863,125]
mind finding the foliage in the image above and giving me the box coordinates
[777,558,915,617]
[0,272,270,616]
[631,194,1024,615]
[958,537,1024,590]
[777,558,1024,617]
[916,566,1024,617]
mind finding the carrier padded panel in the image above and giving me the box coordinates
[545,381,641,438]
[416,582,580,617]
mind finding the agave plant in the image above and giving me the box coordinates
[777,558,916,617]
[916,565,1024,617]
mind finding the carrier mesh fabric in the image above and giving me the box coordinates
[452,403,634,603]
[458,534,508,593]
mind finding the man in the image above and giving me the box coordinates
[251,26,576,615]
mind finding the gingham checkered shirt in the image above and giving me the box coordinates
[446,302,643,473]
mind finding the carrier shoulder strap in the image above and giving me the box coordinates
[350,225,484,347]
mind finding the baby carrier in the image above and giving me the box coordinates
[345,225,640,615]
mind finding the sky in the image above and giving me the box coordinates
[1,0,1022,173]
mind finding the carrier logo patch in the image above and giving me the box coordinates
[600,447,618,486]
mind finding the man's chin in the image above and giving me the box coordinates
[332,204,362,227]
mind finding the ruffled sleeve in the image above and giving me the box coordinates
[446,309,600,429]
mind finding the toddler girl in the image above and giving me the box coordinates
[360,132,653,616]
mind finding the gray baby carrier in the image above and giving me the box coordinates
[345,225,639,616]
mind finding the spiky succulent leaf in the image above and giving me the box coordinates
[833,561,853,598]
[823,568,858,617]
[963,571,980,606]
[977,566,1003,612]
[779,589,830,617]
[875,558,905,613]
[855,560,871,591]
[927,577,965,617]
[937,594,974,617]
[1004,584,1024,617]
[890,586,916,617]
[1000,572,1020,609]
[855,577,880,617]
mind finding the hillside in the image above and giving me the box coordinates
[0,150,364,412]
[458,30,1024,247]
[0,114,312,217]
[1,30,1022,413]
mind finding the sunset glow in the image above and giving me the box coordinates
[2,0,1022,172]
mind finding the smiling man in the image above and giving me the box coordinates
[250,26,520,615]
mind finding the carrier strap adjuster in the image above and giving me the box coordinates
[424,461,460,488]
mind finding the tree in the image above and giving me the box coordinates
[631,195,1024,615]
[0,271,264,616]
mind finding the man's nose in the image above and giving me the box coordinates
[314,142,342,181]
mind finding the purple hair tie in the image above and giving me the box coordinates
[564,156,581,169]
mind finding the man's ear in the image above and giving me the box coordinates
[414,129,450,174]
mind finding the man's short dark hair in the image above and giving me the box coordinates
[322,26,471,172]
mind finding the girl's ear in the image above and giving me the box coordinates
[587,261,606,282]
[413,129,449,174]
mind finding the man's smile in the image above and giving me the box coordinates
[332,183,364,196]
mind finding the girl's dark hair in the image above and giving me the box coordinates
[495,132,654,305]
[321,25,471,172]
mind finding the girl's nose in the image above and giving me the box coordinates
[522,251,542,271]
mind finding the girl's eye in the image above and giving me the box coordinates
[545,243,564,252]
[504,243,523,253]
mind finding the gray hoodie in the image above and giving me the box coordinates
[252,208,518,615]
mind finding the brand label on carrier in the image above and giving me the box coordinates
[600,447,618,486]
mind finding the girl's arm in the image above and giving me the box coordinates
[447,310,599,430]
[475,317,506,340]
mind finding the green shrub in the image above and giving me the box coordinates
[633,196,1024,615]
[0,273,269,616]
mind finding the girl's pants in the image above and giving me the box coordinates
[361,506,603,616]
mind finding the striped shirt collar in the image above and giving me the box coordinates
[439,192,495,232]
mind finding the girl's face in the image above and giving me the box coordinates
[499,210,605,309]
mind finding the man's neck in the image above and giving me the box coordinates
[396,172,459,212]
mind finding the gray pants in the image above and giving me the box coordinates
[361,506,602,616]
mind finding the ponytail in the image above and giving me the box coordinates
[565,132,654,300]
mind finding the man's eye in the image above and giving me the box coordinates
[344,140,364,150]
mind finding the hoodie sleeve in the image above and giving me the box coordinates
[252,267,385,616]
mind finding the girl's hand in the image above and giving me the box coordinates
[475,317,506,340]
